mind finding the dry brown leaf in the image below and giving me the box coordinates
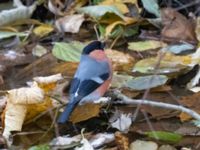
[179,92,200,121]
[161,8,196,42]
[115,132,129,150]
[106,49,135,72]
[70,103,102,123]
[55,14,85,33]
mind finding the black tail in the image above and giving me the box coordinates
[57,102,77,123]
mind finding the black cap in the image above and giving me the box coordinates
[82,41,105,55]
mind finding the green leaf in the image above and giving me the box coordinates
[0,31,28,39]
[78,5,124,20]
[52,41,85,62]
[141,0,160,17]
[28,144,50,150]
[145,131,182,143]
[128,40,166,52]
[111,73,133,88]
[124,75,168,90]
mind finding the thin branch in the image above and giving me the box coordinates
[113,90,200,121]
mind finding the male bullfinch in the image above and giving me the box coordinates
[58,41,112,123]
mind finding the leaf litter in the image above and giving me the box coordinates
[0,0,200,149]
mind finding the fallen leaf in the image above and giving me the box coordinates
[70,103,102,123]
[141,0,160,17]
[52,41,85,62]
[28,144,50,150]
[161,8,196,42]
[115,132,129,150]
[78,5,125,21]
[0,2,36,26]
[55,14,85,33]
[133,52,192,74]
[110,113,132,132]
[128,40,166,52]
[0,31,28,40]
[100,0,129,14]
[145,131,182,143]
[130,140,158,150]
[33,24,54,37]
[162,43,194,54]
[32,45,48,57]
[105,49,135,71]
[179,92,200,121]
[111,73,133,88]
[124,75,168,90]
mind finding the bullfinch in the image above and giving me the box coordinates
[58,41,112,123]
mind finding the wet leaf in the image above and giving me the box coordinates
[111,73,133,88]
[141,0,160,17]
[128,40,166,52]
[52,42,85,62]
[78,5,125,21]
[124,75,168,90]
[145,131,182,143]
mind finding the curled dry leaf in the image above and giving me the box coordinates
[161,8,196,42]
[55,14,85,33]
[33,73,63,84]
[2,82,44,140]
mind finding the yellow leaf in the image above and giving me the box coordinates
[70,103,102,123]
[25,97,52,122]
[100,0,129,14]
[33,24,54,37]
[105,17,137,37]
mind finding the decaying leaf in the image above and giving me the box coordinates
[2,74,63,142]
[115,132,129,150]
[70,103,102,123]
[55,14,85,33]
[195,17,200,41]
[179,92,200,121]
[133,52,192,74]
[2,82,44,140]
[161,8,196,42]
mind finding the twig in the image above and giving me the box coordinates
[113,90,200,121]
